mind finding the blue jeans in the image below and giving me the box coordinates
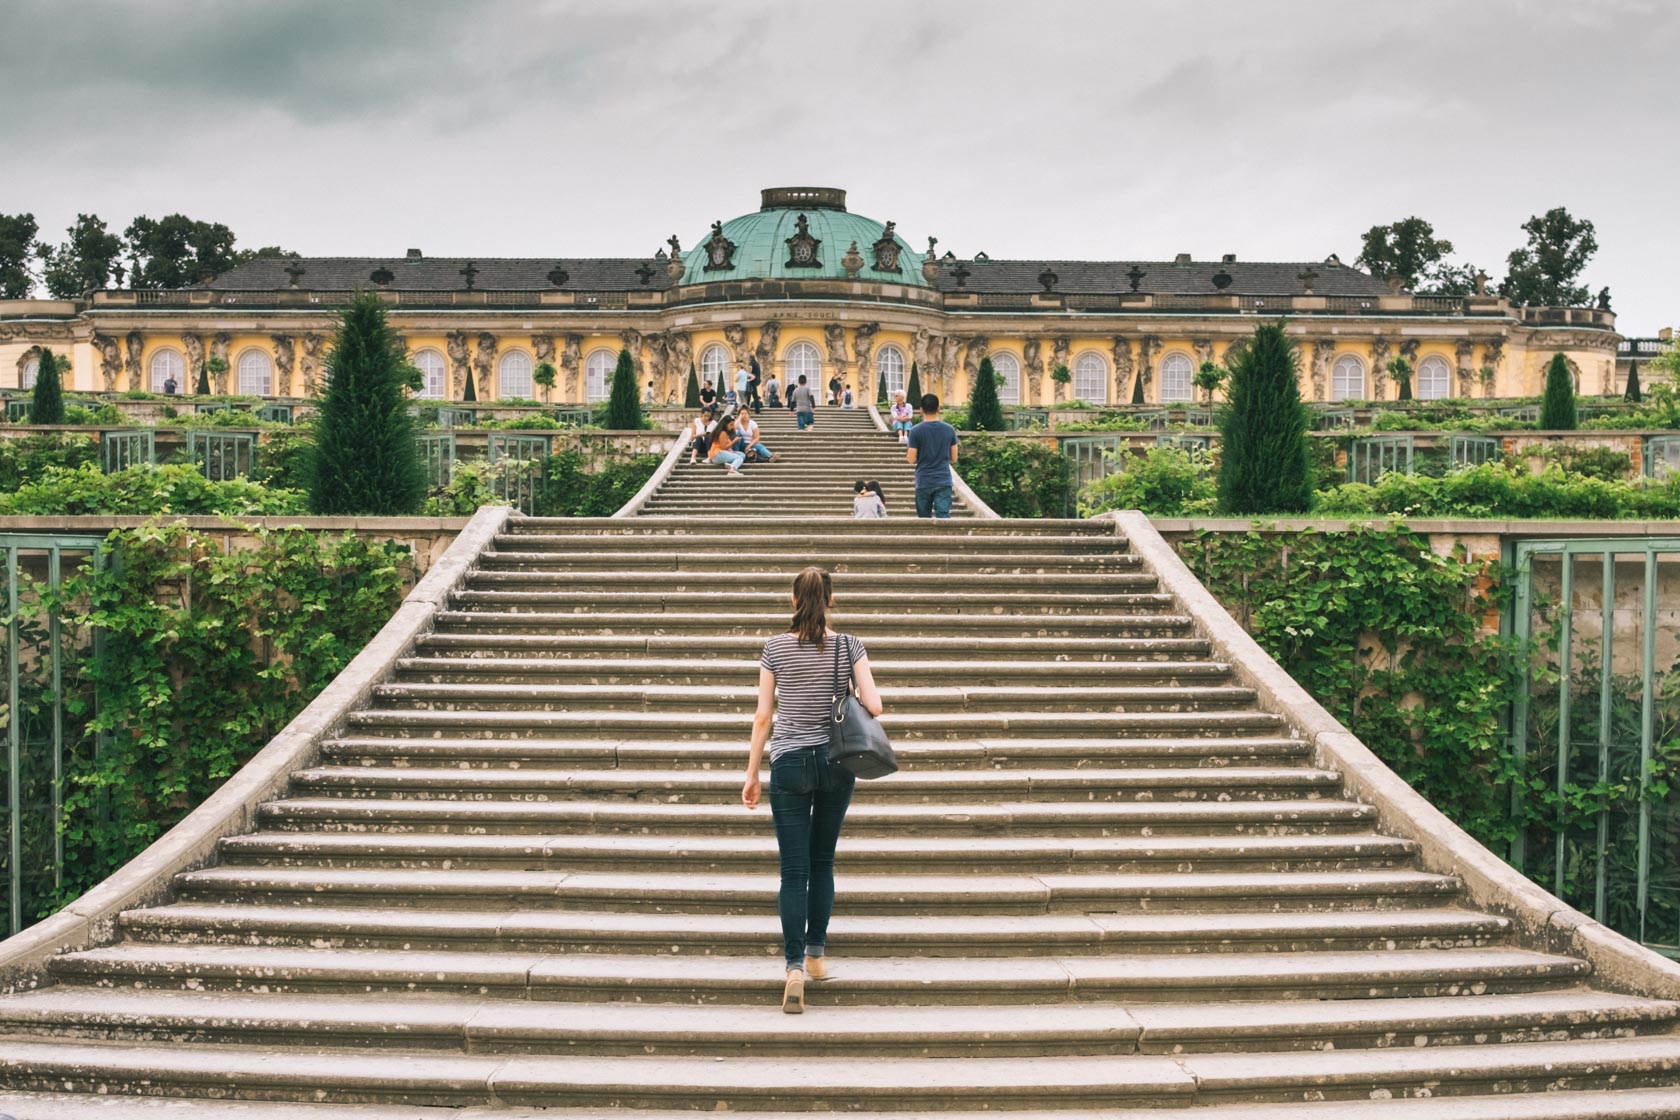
[915,485,953,518]
[796,410,815,430]
[711,450,745,469]
[769,747,855,969]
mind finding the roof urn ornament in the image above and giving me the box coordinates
[284,261,307,289]
[1211,269,1233,291]
[1038,267,1059,293]
[665,234,685,282]
[922,236,940,282]
[784,213,822,268]
[458,261,479,290]
[1296,267,1318,295]
[547,265,569,287]
[703,221,737,272]
[1472,269,1489,296]
[369,265,395,287]
[635,264,657,286]
[871,221,902,273]
[1126,266,1146,292]
[951,263,971,288]
[842,240,865,279]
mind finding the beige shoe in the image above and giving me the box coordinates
[803,955,828,981]
[782,968,806,1014]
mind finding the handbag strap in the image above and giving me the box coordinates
[830,633,855,703]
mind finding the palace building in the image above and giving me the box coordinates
[0,186,1623,407]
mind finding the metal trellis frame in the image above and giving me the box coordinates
[1347,435,1415,483]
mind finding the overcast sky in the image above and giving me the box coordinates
[3,0,1675,331]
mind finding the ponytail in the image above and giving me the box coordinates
[791,566,832,649]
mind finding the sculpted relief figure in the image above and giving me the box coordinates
[1138,335,1161,394]
[210,333,231,393]
[271,335,295,396]
[643,330,669,391]
[755,321,781,373]
[1370,336,1392,398]
[962,336,990,380]
[722,323,749,365]
[124,331,145,391]
[669,331,692,399]
[913,327,934,375]
[473,332,498,396]
[93,333,122,390]
[1050,337,1071,402]
[1112,338,1134,403]
[531,335,556,400]
[851,323,878,399]
[562,334,583,398]
[619,329,643,378]
[1455,340,1476,398]
[1310,340,1336,401]
[1193,339,1215,369]
[299,334,323,397]
[1022,337,1045,400]
[182,333,205,389]
[824,323,850,370]
[446,331,471,398]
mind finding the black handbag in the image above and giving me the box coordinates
[829,635,897,779]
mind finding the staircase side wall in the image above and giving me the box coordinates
[1108,509,1680,1001]
[0,505,517,994]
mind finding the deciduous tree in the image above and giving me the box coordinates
[0,213,38,299]
[123,214,241,288]
[37,214,124,297]
[1503,207,1598,307]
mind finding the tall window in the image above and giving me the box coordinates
[1073,351,1108,404]
[989,351,1021,405]
[1159,353,1194,403]
[585,349,615,402]
[498,350,533,399]
[237,349,273,396]
[784,340,821,386]
[700,343,730,388]
[149,348,184,393]
[1416,355,1452,400]
[1331,355,1365,402]
[876,345,907,397]
[412,349,447,399]
[20,355,40,389]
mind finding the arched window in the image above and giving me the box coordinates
[1331,355,1365,402]
[237,349,273,396]
[1159,352,1195,403]
[20,355,40,390]
[1073,351,1108,404]
[498,350,533,399]
[876,345,907,398]
[585,349,615,402]
[699,343,731,389]
[149,348,184,393]
[412,349,447,399]
[1416,355,1452,400]
[989,351,1021,405]
[784,340,821,386]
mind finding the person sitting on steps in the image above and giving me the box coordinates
[699,380,718,412]
[743,567,883,1014]
[709,415,747,476]
[890,391,913,444]
[852,480,886,518]
[734,411,773,462]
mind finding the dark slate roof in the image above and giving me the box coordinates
[205,256,674,292]
[929,259,1390,297]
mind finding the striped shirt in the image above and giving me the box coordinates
[760,631,867,760]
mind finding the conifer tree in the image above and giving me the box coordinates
[1130,370,1145,405]
[604,348,643,430]
[968,357,1005,431]
[1625,360,1642,404]
[30,347,64,425]
[194,358,213,396]
[907,362,922,406]
[1539,352,1577,430]
[1217,322,1312,515]
[308,291,425,515]
[684,363,701,408]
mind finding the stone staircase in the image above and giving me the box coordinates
[2,414,1680,1116]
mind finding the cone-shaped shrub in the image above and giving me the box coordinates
[907,361,922,406]
[1131,370,1145,405]
[1217,322,1312,515]
[604,348,643,430]
[1539,352,1577,430]
[194,359,213,396]
[1625,360,1642,404]
[684,363,701,408]
[29,348,64,425]
[463,366,477,402]
[968,357,1005,431]
[308,291,425,515]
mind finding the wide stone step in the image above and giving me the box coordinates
[494,531,1119,553]
[464,569,1160,591]
[365,681,1258,715]
[319,733,1310,770]
[412,632,1214,661]
[216,830,1415,874]
[256,795,1375,837]
[288,764,1333,804]
[164,867,1462,916]
[448,588,1177,614]
[2,988,1664,1058]
[118,903,1512,956]
[431,608,1197,638]
[341,707,1282,741]
[480,547,1149,574]
[390,656,1229,688]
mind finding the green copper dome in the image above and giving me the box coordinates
[682,187,926,287]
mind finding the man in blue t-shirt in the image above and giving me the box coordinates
[905,392,960,519]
